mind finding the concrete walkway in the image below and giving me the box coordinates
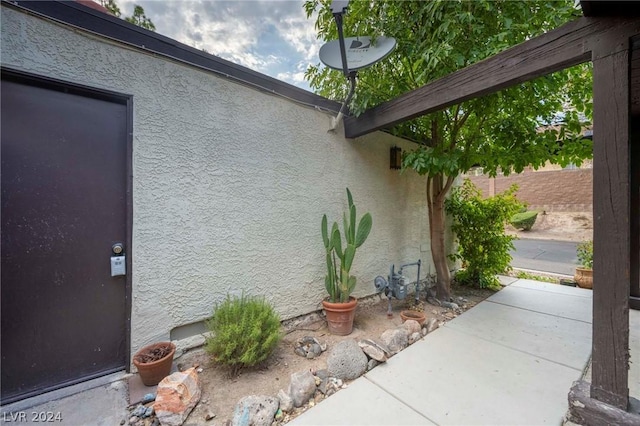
[291,279,594,426]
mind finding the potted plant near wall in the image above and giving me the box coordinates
[133,341,176,386]
[574,239,593,289]
[321,188,372,335]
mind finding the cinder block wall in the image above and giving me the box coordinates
[466,169,592,212]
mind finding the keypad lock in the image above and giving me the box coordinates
[110,243,126,277]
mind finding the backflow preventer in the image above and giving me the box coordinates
[374,259,421,317]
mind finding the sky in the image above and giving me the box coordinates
[117,0,323,91]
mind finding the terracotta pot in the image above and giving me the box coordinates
[574,267,593,289]
[133,342,176,386]
[322,297,357,336]
[400,310,426,325]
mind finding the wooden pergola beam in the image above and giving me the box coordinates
[344,16,640,139]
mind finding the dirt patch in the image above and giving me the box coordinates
[506,211,592,242]
[178,283,494,425]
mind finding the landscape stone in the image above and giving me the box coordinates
[231,395,279,426]
[401,319,422,335]
[358,339,389,362]
[408,332,421,344]
[380,328,409,354]
[277,389,293,412]
[315,369,329,380]
[294,336,327,359]
[426,318,439,334]
[327,339,368,380]
[367,359,379,371]
[154,368,201,426]
[287,371,316,408]
[441,301,459,310]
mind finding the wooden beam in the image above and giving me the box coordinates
[345,17,640,139]
[590,32,631,410]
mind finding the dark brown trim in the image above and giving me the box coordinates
[631,118,640,303]
[125,95,133,372]
[2,0,342,114]
[631,296,640,310]
[1,66,134,373]
[344,16,640,138]
[590,36,631,410]
[1,67,129,104]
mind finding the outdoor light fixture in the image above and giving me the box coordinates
[390,146,402,169]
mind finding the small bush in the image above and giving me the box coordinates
[445,180,524,290]
[205,294,281,375]
[576,240,593,269]
[510,211,538,231]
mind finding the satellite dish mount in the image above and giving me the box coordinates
[320,1,396,131]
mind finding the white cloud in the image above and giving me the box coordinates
[116,0,322,90]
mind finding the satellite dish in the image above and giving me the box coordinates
[319,36,396,72]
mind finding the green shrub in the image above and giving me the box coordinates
[510,211,538,231]
[205,294,281,375]
[445,180,524,290]
[576,240,593,269]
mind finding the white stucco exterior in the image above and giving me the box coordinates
[2,7,437,358]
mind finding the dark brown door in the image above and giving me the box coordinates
[1,72,130,403]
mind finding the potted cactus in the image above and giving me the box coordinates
[321,188,372,335]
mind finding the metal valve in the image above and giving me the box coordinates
[374,259,421,317]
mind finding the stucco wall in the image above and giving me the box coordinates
[2,7,438,357]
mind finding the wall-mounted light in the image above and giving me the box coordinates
[390,146,402,170]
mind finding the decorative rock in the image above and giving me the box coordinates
[277,388,294,412]
[441,301,459,310]
[421,327,428,336]
[205,411,216,421]
[132,405,146,418]
[288,371,316,408]
[401,319,421,335]
[327,339,368,380]
[426,318,439,334]
[315,369,329,380]
[154,368,201,426]
[380,328,409,354]
[129,416,138,425]
[293,336,327,359]
[141,393,156,404]
[274,409,284,421]
[318,378,341,396]
[358,339,389,362]
[231,395,279,426]
[408,332,421,345]
[367,359,379,371]
[143,406,154,418]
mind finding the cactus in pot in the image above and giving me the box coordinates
[321,188,372,303]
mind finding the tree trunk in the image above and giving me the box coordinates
[426,173,454,303]
[430,194,451,302]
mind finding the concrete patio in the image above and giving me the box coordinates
[2,278,639,425]
[291,278,639,426]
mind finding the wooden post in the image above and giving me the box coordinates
[590,34,631,410]
[631,117,640,309]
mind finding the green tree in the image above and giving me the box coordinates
[100,0,121,17]
[125,5,156,31]
[305,0,592,302]
[100,1,155,32]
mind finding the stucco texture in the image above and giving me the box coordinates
[2,8,436,357]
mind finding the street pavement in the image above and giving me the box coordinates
[510,238,578,275]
